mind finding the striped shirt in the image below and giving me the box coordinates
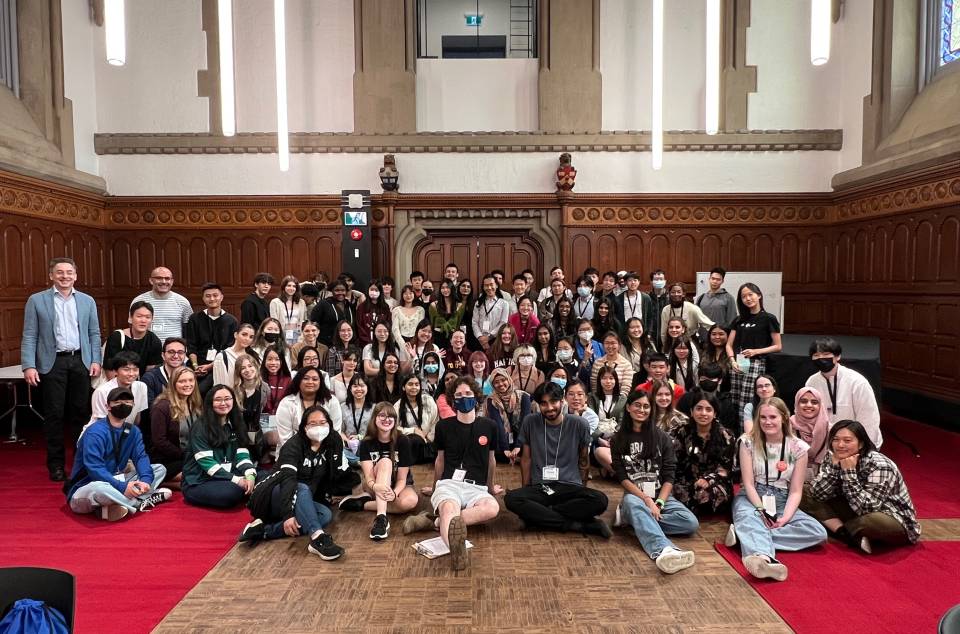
[131,291,193,340]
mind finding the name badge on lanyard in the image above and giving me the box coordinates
[542,466,559,481]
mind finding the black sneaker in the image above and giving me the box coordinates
[238,518,265,543]
[308,532,344,560]
[338,494,373,512]
[370,514,390,540]
[582,518,613,539]
[137,487,172,512]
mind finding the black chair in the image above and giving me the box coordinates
[942,604,960,634]
[0,567,75,632]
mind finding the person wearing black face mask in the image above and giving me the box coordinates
[676,363,739,433]
[402,376,502,571]
[804,337,882,447]
[252,318,291,368]
[65,386,172,521]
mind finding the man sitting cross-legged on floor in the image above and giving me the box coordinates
[403,376,502,571]
[504,381,611,537]
[65,386,171,521]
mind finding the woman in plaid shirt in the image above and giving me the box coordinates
[803,420,920,553]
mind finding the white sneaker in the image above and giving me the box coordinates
[724,524,737,547]
[613,503,623,528]
[655,546,695,574]
[100,505,130,521]
[743,554,788,581]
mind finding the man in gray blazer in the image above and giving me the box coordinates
[21,257,102,481]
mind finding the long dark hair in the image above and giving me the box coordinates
[703,324,731,365]
[591,296,620,338]
[199,384,249,448]
[296,404,337,450]
[669,335,696,390]
[551,296,576,338]
[594,365,621,400]
[373,352,402,402]
[284,366,333,402]
[736,282,766,318]
[612,389,656,458]
[828,419,876,459]
[397,373,424,429]
[260,347,292,380]
[622,317,655,355]
[345,373,372,413]
[685,392,729,463]
[435,279,460,318]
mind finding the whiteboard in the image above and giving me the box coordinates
[695,271,784,332]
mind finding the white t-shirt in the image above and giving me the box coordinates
[742,434,809,490]
[131,291,192,340]
[89,378,148,425]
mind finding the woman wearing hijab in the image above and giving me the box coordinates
[484,368,534,464]
[789,386,830,481]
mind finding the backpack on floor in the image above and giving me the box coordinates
[0,599,69,634]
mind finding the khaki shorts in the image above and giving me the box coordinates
[431,479,495,512]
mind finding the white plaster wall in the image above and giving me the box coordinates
[98,150,838,195]
[747,0,841,130]
[601,0,707,131]
[416,59,539,131]
[61,0,99,175]
[94,0,209,132]
[420,0,513,59]
[835,0,873,173]
[234,0,354,133]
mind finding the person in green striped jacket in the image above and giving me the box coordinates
[182,385,257,508]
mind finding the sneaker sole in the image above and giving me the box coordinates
[744,555,788,581]
[613,505,623,528]
[403,513,434,535]
[657,551,695,574]
[238,519,264,543]
[101,505,129,521]
[724,524,737,547]
[448,517,469,571]
[370,522,391,541]
[338,494,372,511]
[308,545,343,561]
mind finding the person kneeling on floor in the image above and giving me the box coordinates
[802,419,920,553]
[338,402,419,541]
[66,386,171,521]
[238,405,351,560]
[504,382,610,537]
[611,389,699,574]
[403,376,502,571]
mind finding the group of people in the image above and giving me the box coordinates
[20,257,918,575]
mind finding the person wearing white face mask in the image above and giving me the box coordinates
[238,405,349,561]
[573,319,604,383]
[509,345,544,395]
[572,276,596,320]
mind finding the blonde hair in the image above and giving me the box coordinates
[511,344,536,364]
[749,396,794,457]
[232,353,262,407]
[154,366,202,421]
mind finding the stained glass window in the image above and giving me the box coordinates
[942,0,960,65]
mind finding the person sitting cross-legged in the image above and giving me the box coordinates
[504,382,611,537]
[611,389,699,574]
[402,376,502,571]
[66,386,171,521]
[237,405,348,560]
[338,402,420,541]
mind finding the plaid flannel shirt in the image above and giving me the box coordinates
[809,450,921,543]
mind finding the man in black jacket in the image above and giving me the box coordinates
[184,283,237,392]
[240,272,273,330]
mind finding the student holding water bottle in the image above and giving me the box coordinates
[725,283,782,421]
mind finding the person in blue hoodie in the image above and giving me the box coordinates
[66,386,171,521]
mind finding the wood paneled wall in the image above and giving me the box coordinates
[2,164,959,404]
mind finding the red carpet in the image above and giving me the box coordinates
[716,541,960,633]
[880,413,960,519]
[0,438,245,633]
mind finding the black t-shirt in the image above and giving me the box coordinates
[104,329,163,376]
[731,311,780,357]
[433,416,497,484]
[358,434,415,486]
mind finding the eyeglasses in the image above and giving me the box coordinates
[165,349,186,356]
[376,414,396,423]
[212,396,234,404]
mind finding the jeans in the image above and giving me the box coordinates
[69,464,167,514]
[264,482,333,539]
[41,354,92,470]
[621,493,699,559]
[504,483,608,532]
[732,483,828,559]
[183,478,246,508]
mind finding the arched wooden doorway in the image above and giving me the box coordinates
[413,230,544,287]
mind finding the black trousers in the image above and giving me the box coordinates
[40,355,92,470]
[505,482,608,532]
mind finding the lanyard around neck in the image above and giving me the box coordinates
[763,436,787,485]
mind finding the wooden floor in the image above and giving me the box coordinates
[156,465,792,633]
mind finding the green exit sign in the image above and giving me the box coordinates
[465,14,483,26]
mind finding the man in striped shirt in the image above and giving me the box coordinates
[131,266,193,339]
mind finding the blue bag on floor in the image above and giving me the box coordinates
[0,599,69,634]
